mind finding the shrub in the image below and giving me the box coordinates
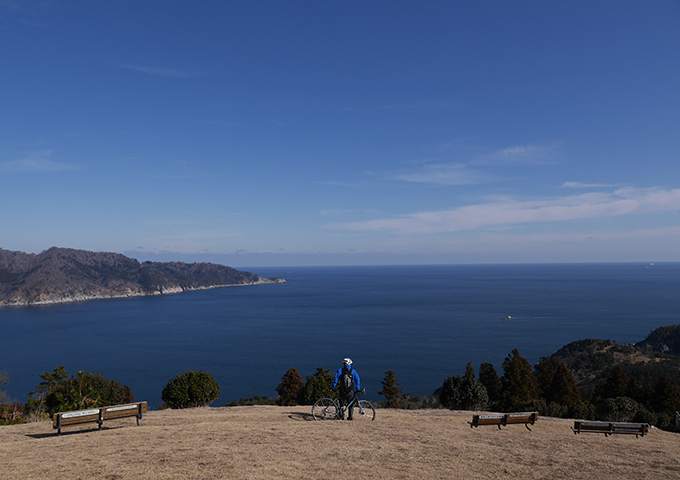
[276,368,305,406]
[301,367,335,405]
[596,396,640,422]
[161,370,220,409]
[0,402,26,425]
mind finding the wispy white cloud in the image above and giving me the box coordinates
[392,162,489,185]
[0,150,78,174]
[561,181,623,188]
[342,101,453,113]
[114,62,205,78]
[320,208,379,217]
[392,142,558,186]
[328,187,680,235]
[315,180,365,188]
[471,143,560,166]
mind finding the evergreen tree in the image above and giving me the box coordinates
[534,357,582,407]
[498,349,538,412]
[626,377,646,404]
[439,363,488,411]
[378,370,404,409]
[276,368,305,406]
[478,363,501,405]
[651,377,680,414]
[0,370,9,404]
[594,365,629,402]
[463,362,475,381]
[301,367,335,405]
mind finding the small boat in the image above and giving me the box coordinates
[502,315,512,320]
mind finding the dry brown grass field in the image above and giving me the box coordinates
[1,406,679,479]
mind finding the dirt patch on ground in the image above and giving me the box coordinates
[1,406,679,479]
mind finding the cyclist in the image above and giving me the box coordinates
[331,358,361,420]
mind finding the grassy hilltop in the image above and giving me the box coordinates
[1,406,679,479]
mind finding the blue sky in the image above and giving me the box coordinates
[1,1,679,267]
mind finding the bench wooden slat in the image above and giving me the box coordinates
[52,401,147,435]
[572,421,649,438]
[52,409,101,428]
[469,412,538,430]
[102,402,147,420]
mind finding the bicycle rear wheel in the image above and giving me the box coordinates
[354,399,376,421]
[312,398,338,421]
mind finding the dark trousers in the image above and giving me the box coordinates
[338,392,355,420]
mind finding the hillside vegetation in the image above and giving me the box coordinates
[551,327,680,396]
[0,247,283,306]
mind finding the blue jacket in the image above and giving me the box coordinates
[332,365,361,391]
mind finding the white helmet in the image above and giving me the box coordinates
[343,358,353,366]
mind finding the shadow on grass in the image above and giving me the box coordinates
[287,411,315,421]
[26,424,136,439]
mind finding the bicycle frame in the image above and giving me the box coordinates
[336,390,364,416]
[312,387,375,421]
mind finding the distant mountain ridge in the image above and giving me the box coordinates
[0,247,284,306]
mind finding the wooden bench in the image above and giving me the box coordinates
[469,412,538,431]
[572,420,649,438]
[53,401,147,435]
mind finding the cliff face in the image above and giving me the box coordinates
[0,247,284,306]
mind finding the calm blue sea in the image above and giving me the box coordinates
[1,263,679,408]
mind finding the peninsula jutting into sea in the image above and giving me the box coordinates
[0,247,285,307]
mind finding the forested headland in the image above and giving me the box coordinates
[0,247,284,306]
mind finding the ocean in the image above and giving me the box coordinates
[1,263,679,408]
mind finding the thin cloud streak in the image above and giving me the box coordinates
[392,162,488,185]
[329,187,680,235]
[472,143,559,166]
[0,150,79,174]
[114,62,205,78]
[393,143,559,186]
[561,181,623,188]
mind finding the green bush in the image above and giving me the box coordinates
[301,367,335,405]
[27,367,133,416]
[161,370,220,409]
[440,363,489,411]
[596,396,640,422]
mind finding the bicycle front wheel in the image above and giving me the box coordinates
[354,399,376,421]
[312,398,338,421]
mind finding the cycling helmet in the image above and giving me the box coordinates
[343,358,353,366]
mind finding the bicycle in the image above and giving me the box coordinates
[312,388,376,421]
